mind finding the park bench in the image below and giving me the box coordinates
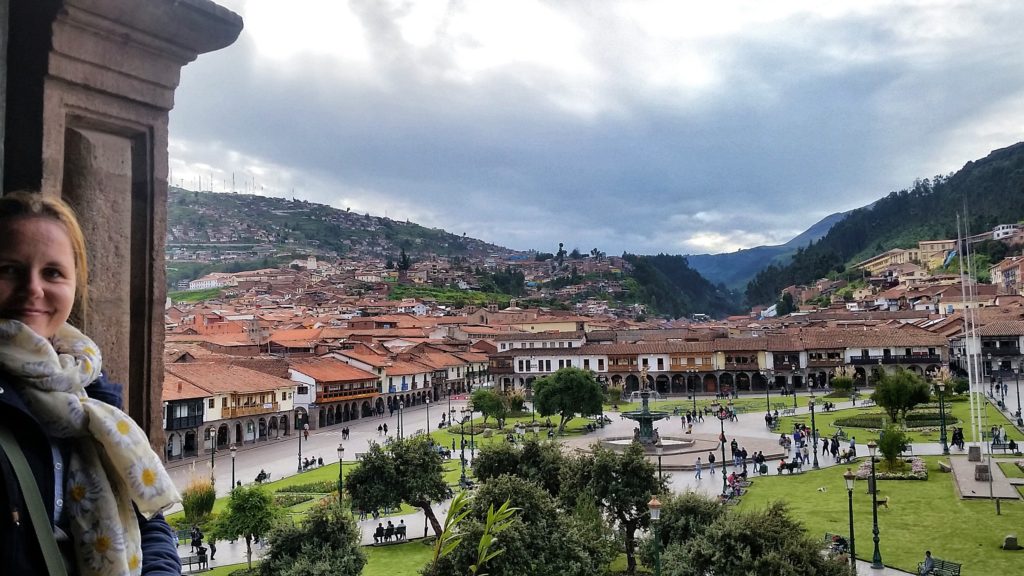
[860,399,876,407]
[781,408,796,416]
[918,557,961,576]
[175,529,191,546]
[180,549,208,572]
[990,440,1017,453]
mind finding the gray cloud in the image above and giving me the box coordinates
[170,1,1024,256]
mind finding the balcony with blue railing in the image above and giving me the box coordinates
[849,355,942,365]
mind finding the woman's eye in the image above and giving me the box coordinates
[0,264,18,276]
[43,268,66,279]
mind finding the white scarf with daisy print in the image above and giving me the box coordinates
[0,320,180,576]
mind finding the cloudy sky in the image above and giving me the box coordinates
[170,0,1024,256]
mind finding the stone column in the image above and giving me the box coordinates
[3,0,242,452]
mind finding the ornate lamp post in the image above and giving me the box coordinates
[712,401,729,496]
[459,408,468,485]
[764,370,773,415]
[425,396,431,435]
[649,497,662,576]
[296,414,305,473]
[936,380,949,455]
[867,440,883,569]
[809,394,819,469]
[447,384,452,420]
[230,444,237,489]
[844,468,857,574]
[398,400,405,440]
[337,443,345,495]
[655,440,664,481]
[1015,364,1023,427]
[209,435,216,485]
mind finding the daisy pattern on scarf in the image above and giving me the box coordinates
[79,520,126,573]
[128,461,170,502]
[98,414,144,450]
[66,467,104,518]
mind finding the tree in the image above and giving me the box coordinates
[776,292,796,315]
[871,368,931,423]
[661,502,849,576]
[473,439,565,498]
[346,436,450,536]
[211,485,281,570]
[533,367,603,435]
[260,496,366,576]
[398,248,412,271]
[639,492,724,566]
[470,388,508,427]
[562,443,662,574]
[424,475,614,576]
[877,423,909,472]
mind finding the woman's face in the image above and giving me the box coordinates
[0,217,77,339]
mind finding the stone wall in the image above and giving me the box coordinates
[2,0,242,453]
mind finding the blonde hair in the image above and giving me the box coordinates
[0,191,89,303]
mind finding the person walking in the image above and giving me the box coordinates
[821,436,829,457]
[695,457,703,480]
[708,451,716,474]
[378,423,383,436]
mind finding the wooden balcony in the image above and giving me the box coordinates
[317,390,377,403]
[849,355,941,366]
[807,359,843,368]
[224,402,279,418]
[607,364,636,373]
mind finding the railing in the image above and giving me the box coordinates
[981,346,1020,357]
[224,402,280,418]
[166,415,203,430]
[607,364,636,373]
[723,362,759,370]
[807,359,843,367]
[849,355,942,366]
[317,389,378,403]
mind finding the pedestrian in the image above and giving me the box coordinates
[919,550,935,575]
[697,409,704,423]
[708,451,716,474]
[695,457,703,479]
[208,536,217,561]
[822,436,829,456]
[378,424,383,435]
[317,456,324,467]
[383,423,389,435]
[849,437,856,457]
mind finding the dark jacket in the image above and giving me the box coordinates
[0,370,181,574]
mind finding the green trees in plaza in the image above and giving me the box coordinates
[534,367,604,435]
[259,495,366,576]
[473,438,565,497]
[423,475,615,576]
[470,388,508,427]
[872,368,931,423]
[346,436,449,536]
[660,502,849,576]
[211,485,281,570]
[561,442,662,575]
[877,423,910,471]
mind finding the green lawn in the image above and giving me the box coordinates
[773,395,1020,445]
[608,395,785,415]
[364,542,435,575]
[737,456,1024,575]
[998,461,1024,478]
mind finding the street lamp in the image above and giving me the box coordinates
[690,370,698,413]
[337,443,345,495]
[712,401,729,496]
[209,435,216,485]
[655,440,664,481]
[867,440,883,569]
[844,468,857,574]
[459,408,468,485]
[425,396,431,434]
[764,370,772,415]
[809,395,819,469]
[230,444,237,489]
[398,400,405,440]
[936,380,949,455]
[649,497,662,576]
[987,353,994,395]
[296,414,306,473]
[1015,365,1023,427]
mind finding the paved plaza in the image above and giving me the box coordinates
[169,385,1024,574]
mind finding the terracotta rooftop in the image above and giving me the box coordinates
[288,357,377,382]
[166,363,294,394]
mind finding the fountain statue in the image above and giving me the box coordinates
[621,367,670,445]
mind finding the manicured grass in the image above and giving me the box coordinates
[364,541,434,576]
[998,461,1024,478]
[737,456,1023,575]
[206,562,250,576]
[774,396,1020,445]
[608,396,783,415]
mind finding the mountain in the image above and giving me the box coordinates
[167,187,520,261]
[685,211,849,290]
[744,141,1024,305]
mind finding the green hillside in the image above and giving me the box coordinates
[745,141,1024,305]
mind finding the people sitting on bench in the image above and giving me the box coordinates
[385,521,395,542]
[777,459,801,474]
[374,523,385,544]
[255,469,269,483]
[396,520,407,541]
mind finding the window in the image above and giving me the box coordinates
[545,360,552,371]
[598,359,605,371]
[297,385,309,395]
[657,358,664,370]
[584,359,590,369]
[518,360,524,371]
[221,398,227,408]
[568,342,573,348]
[208,399,214,409]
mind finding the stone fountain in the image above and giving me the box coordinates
[602,368,696,454]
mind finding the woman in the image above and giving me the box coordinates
[0,191,180,574]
